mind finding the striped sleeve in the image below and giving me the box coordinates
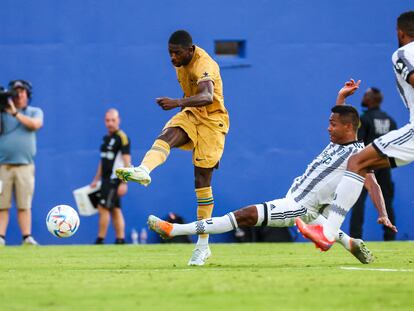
[116,130,130,154]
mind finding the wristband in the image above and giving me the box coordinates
[12,111,19,117]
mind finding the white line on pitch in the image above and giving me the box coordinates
[340,267,414,272]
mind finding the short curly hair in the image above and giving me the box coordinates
[168,30,193,48]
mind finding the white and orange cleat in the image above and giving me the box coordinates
[147,215,173,239]
[295,218,334,251]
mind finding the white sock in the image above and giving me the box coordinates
[196,236,209,247]
[336,230,352,251]
[171,213,238,236]
[255,204,265,226]
[310,215,351,251]
[325,171,365,240]
[138,164,150,174]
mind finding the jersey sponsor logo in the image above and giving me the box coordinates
[373,119,391,135]
[394,58,410,81]
[101,151,115,160]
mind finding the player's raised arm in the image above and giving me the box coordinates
[335,79,361,105]
[364,172,398,233]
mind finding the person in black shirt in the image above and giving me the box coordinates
[90,109,131,244]
[350,87,397,240]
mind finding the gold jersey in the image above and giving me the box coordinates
[175,46,229,131]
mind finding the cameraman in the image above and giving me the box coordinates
[0,80,43,246]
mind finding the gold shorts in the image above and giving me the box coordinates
[0,164,35,210]
[163,109,229,168]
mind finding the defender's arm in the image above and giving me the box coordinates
[364,172,397,232]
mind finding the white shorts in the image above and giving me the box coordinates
[372,122,414,167]
[258,197,319,227]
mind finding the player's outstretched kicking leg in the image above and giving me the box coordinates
[148,202,374,264]
[116,165,151,186]
[116,128,189,186]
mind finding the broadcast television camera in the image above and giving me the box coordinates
[0,86,16,111]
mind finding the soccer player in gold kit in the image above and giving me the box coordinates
[116,30,229,265]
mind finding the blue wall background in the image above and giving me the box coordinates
[0,0,413,245]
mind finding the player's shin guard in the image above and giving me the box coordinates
[195,187,214,245]
[170,213,238,236]
[195,187,214,239]
[141,139,170,173]
[326,171,365,240]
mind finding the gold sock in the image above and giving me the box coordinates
[196,186,214,239]
[141,139,170,172]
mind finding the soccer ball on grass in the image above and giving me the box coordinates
[46,205,80,238]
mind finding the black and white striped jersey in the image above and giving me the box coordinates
[287,141,364,210]
[393,41,414,123]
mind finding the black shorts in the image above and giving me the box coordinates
[99,179,121,209]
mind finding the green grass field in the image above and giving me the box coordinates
[0,242,413,311]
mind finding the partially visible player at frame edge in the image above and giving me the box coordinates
[148,79,395,264]
[116,30,229,265]
[296,11,413,251]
